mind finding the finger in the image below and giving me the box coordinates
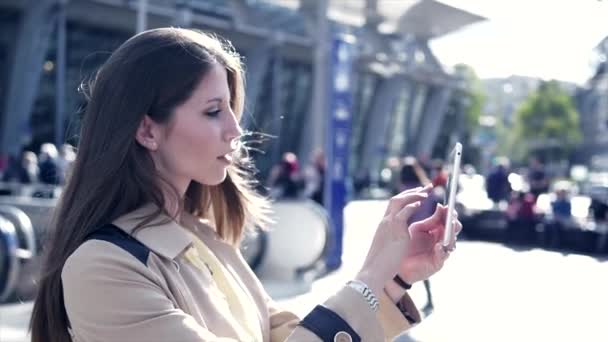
[448,215,463,240]
[433,243,449,267]
[445,229,458,251]
[395,183,433,196]
[395,201,422,223]
[445,210,460,239]
[385,192,429,216]
[422,215,460,239]
[454,219,463,236]
[441,241,455,254]
[445,220,460,247]
[444,216,459,246]
[397,186,423,195]
[391,184,433,201]
[410,204,448,232]
[446,243,456,252]
[436,242,449,258]
[392,201,422,239]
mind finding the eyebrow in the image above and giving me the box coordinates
[206,97,223,104]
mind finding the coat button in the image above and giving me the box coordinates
[334,331,353,342]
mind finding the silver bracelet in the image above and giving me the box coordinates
[346,280,379,313]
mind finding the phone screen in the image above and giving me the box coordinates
[442,142,462,247]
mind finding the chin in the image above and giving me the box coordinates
[197,171,228,186]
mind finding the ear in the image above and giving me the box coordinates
[135,115,161,151]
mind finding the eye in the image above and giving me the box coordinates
[205,109,221,117]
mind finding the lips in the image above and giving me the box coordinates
[217,153,233,164]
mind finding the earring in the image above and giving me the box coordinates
[149,141,157,149]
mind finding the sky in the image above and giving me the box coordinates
[429,0,608,85]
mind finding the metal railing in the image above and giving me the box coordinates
[0,205,38,302]
[0,181,62,199]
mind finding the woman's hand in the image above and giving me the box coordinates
[355,186,433,297]
[385,204,463,302]
[404,204,463,282]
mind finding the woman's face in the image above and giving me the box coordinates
[152,63,242,194]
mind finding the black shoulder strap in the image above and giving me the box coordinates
[86,224,150,266]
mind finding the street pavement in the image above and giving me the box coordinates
[2,200,608,341]
[271,200,608,342]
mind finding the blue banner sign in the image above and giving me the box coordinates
[324,35,354,270]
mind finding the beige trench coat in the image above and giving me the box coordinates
[62,205,421,341]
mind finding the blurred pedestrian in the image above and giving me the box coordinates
[380,156,400,195]
[486,157,511,206]
[544,187,572,248]
[2,151,38,184]
[22,151,39,183]
[551,189,572,220]
[527,157,549,200]
[430,159,448,188]
[590,195,608,224]
[38,143,62,185]
[353,168,371,196]
[303,149,326,206]
[399,156,441,315]
[506,191,538,244]
[30,28,461,342]
[267,152,303,199]
[57,143,76,181]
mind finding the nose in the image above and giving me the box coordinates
[224,112,243,148]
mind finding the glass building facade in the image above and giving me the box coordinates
[0,0,481,182]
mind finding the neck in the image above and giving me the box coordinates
[160,182,188,221]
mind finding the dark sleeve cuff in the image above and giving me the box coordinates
[376,290,421,338]
[397,301,418,325]
[298,305,361,342]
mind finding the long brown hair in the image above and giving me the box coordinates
[30,28,270,342]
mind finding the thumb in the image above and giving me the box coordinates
[411,204,447,232]
[433,242,448,268]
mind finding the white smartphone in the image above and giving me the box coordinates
[442,142,463,248]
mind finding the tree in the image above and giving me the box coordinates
[513,80,581,161]
[432,64,485,165]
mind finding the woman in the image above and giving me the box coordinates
[30,28,460,342]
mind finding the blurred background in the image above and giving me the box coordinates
[0,0,607,341]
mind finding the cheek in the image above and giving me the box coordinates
[169,122,217,164]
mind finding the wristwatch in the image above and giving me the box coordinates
[346,280,379,313]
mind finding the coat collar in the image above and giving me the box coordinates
[112,204,195,260]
